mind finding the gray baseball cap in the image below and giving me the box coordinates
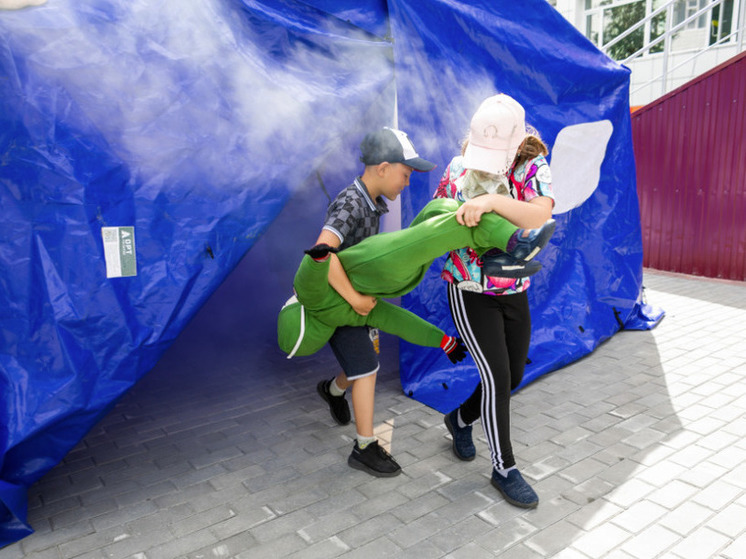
[360,127,436,172]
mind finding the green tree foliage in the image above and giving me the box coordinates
[604,0,666,60]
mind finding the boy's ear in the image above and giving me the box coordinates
[376,162,390,176]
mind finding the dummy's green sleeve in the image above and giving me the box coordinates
[278,198,518,357]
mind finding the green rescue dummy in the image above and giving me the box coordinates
[278,198,555,358]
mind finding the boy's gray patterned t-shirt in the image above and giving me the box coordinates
[322,178,389,250]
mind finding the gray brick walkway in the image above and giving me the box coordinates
[4,270,745,558]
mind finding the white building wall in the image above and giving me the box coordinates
[627,43,743,104]
[554,0,585,30]
[551,0,745,106]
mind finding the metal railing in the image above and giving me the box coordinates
[594,0,745,98]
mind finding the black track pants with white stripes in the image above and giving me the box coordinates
[447,283,531,471]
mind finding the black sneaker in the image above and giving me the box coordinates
[481,252,543,278]
[317,379,351,425]
[348,440,402,477]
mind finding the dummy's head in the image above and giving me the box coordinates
[277,296,334,358]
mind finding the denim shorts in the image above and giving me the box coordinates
[328,326,379,380]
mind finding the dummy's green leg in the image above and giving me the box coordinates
[470,212,521,255]
[293,255,333,311]
[339,199,518,297]
[365,300,445,348]
[409,198,518,253]
[408,198,460,226]
[281,255,444,358]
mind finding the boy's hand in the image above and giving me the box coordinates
[352,294,377,316]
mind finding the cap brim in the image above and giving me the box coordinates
[403,157,437,172]
[463,144,516,175]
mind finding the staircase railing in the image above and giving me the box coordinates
[597,0,745,98]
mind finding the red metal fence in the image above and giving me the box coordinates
[632,51,746,281]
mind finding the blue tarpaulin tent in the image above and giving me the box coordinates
[0,0,661,546]
[389,1,663,412]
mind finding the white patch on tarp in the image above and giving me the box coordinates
[550,120,614,214]
[0,0,46,10]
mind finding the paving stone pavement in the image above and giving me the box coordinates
[3,269,746,559]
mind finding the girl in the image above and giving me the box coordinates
[435,94,555,508]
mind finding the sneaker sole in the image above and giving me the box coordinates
[347,455,402,478]
[444,415,476,461]
[316,382,351,425]
[490,476,539,509]
[519,219,556,262]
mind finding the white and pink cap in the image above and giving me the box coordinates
[463,94,526,176]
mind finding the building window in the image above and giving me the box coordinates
[583,0,738,59]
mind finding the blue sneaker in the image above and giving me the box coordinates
[506,219,556,261]
[490,469,539,508]
[444,409,476,461]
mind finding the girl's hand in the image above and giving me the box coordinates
[456,196,495,227]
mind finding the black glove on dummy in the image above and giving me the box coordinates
[304,243,339,261]
[440,335,467,364]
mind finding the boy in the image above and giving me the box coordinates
[315,127,436,477]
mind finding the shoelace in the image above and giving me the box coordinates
[374,442,394,459]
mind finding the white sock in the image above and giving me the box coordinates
[495,466,517,478]
[329,378,345,397]
[457,409,468,428]
[357,435,376,449]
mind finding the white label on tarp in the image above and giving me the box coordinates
[102,226,137,278]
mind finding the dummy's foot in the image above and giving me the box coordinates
[304,243,339,261]
[481,253,543,278]
[506,219,556,261]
